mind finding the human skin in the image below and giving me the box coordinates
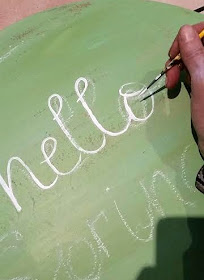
[1,2,203,157]
[166,22,204,157]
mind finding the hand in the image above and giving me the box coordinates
[166,22,204,157]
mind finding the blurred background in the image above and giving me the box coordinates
[0,0,203,30]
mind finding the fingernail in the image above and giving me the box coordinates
[168,52,172,59]
[180,25,196,42]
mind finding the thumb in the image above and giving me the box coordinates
[178,25,204,78]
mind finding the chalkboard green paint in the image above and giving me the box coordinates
[0,0,204,279]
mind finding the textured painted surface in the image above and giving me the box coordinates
[0,0,204,279]
[1,0,204,29]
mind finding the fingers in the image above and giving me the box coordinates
[168,22,204,59]
[166,22,204,158]
[166,22,204,89]
[182,25,204,156]
[178,25,204,76]
[168,36,179,59]
[165,60,180,89]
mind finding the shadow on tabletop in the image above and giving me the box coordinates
[151,71,199,150]
[144,70,203,191]
[136,217,204,280]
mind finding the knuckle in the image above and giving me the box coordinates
[185,48,204,61]
[179,25,191,34]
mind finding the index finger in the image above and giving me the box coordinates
[168,22,204,59]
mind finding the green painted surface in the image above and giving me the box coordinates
[0,0,204,279]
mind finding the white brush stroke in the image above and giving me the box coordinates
[0,45,19,64]
[0,157,58,212]
[41,137,82,176]
[48,93,106,154]
[67,238,102,280]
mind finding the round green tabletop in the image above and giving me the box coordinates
[0,0,203,279]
